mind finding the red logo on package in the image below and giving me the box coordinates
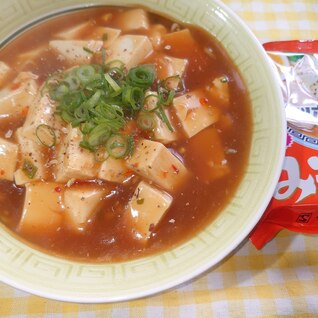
[250,127,318,248]
[276,128,318,205]
[250,40,318,249]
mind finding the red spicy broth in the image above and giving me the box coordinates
[0,6,252,262]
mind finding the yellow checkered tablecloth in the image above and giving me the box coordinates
[1,1,318,317]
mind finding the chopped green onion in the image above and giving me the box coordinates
[35,124,56,148]
[83,47,94,54]
[51,83,69,100]
[73,105,89,123]
[93,63,104,73]
[162,75,185,93]
[127,135,134,156]
[158,87,175,106]
[108,67,125,81]
[142,94,160,112]
[127,65,156,88]
[79,140,96,152]
[106,134,129,158]
[87,124,111,147]
[156,107,174,132]
[137,113,156,131]
[93,102,125,129]
[80,121,95,135]
[76,65,96,84]
[122,86,144,111]
[60,110,75,124]
[86,90,102,108]
[102,33,108,41]
[104,73,121,92]
[51,61,182,154]
[101,47,107,65]
[22,159,37,179]
[94,146,109,162]
[87,124,111,148]
[105,60,125,70]
[64,75,80,91]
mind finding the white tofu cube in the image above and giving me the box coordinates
[0,61,11,87]
[0,138,18,181]
[160,55,188,79]
[205,76,230,107]
[144,92,177,144]
[15,128,46,185]
[98,157,131,183]
[55,127,98,182]
[153,110,178,144]
[169,56,188,76]
[90,27,121,47]
[148,24,167,49]
[21,92,62,143]
[14,169,33,186]
[54,22,90,39]
[0,72,38,116]
[125,181,172,241]
[63,185,106,231]
[106,35,153,70]
[18,182,64,234]
[117,9,149,32]
[49,40,103,65]
[172,90,221,138]
[57,23,121,45]
[127,139,188,192]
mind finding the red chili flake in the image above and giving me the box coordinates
[133,134,141,144]
[73,179,93,186]
[21,106,29,117]
[123,169,134,177]
[10,82,21,90]
[54,186,62,193]
[200,97,209,106]
[149,223,155,232]
[171,164,180,174]
[0,169,5,175]
[162,171,168,178]
[142,131,153,140]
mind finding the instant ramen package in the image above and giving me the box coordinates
[250,40,318,249]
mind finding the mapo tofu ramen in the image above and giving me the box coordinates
[0,7,251,262]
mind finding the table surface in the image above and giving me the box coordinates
[2,1,318,317]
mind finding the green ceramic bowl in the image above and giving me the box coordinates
[0,0,285,302]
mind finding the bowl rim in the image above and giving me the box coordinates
[0,0,286,303]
